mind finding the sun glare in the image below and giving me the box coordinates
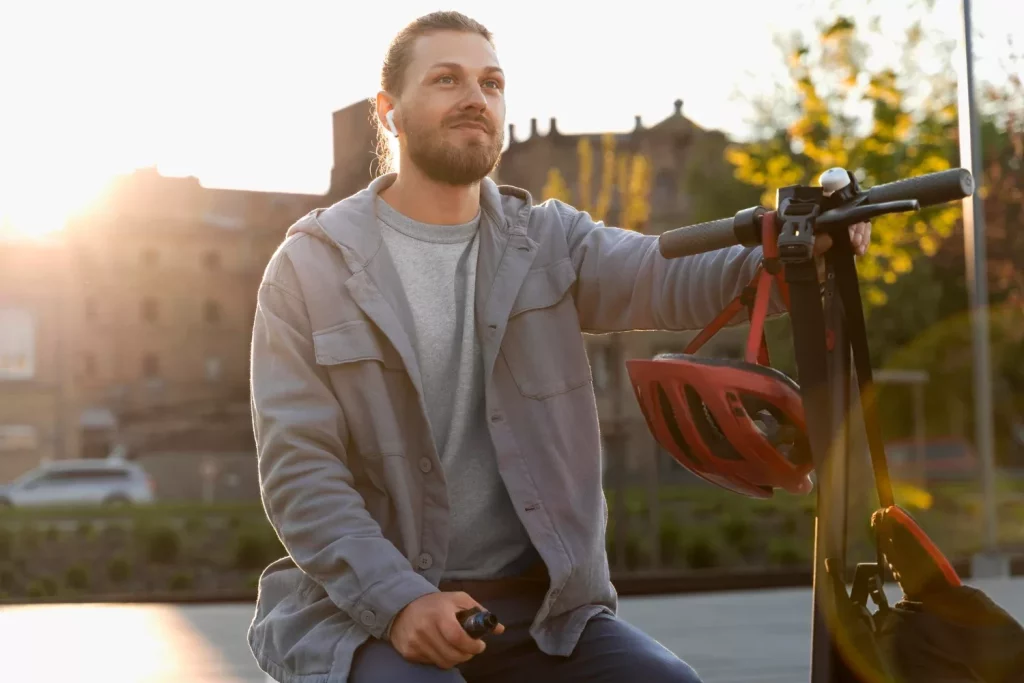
[0,171,112,242]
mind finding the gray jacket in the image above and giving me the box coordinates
[247,173,779,682]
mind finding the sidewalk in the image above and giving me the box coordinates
[1,577,1021,682]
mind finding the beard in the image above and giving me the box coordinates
[403,112,504,186]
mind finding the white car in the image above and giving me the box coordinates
[0,459,156,507]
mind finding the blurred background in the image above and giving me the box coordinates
[0,0,1022,681]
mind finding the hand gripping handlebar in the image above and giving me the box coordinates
[658,168,974,260]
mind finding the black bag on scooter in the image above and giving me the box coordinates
[826,506,1024,683]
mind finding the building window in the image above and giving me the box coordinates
[142,354,160,378]
[141,298,159,323]
[0,308,35,380]
[0,425,39,452]
[83,353,97,378]
[203,250,221,270]
[203,300,221,325]
[653,170,676,211]
[590,345,609,391]
[141,248,159,267]
[205,357,223,382]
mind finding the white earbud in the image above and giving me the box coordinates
[386,110,399,137]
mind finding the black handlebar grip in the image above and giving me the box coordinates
[866,168,974,209]
[457,607,498,639]
[659,216,738,259]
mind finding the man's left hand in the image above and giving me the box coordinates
[813,220,871,258]
[812,220,871,281]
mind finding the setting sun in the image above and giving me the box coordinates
[0,165,113,241]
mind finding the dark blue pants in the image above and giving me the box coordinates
[349,595,703,683]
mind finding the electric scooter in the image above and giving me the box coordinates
[624,166,1024,682]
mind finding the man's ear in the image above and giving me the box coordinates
[376,91,398,137]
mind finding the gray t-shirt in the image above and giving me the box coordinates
[376,197,536,580]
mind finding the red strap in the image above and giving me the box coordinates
[874,505,961,597]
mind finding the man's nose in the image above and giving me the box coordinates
[460,83,488,109]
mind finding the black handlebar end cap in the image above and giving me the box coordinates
[959,168,975,198]
[457,607,499,639]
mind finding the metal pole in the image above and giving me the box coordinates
[608,336,629,573]
[957,0,1000,557]
[647,437,661,569]
[913,382,927,487]
[54,243,69,461]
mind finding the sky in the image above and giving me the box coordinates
[0,0,1021,235]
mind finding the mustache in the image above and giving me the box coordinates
[445,114,495,134]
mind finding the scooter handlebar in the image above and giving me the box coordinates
[657,168,974,260]
[658,206,765,260]
[865,168,974,209]
[658,216,738,260]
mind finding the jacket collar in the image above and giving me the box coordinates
[294,172,533,273]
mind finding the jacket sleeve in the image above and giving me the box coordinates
[250,261,437,641]
[561,205,787,333]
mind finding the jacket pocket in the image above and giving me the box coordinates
[312,319,406,462]
[313,319,403,370]
[501,257,593,399]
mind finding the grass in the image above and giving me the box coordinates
[0,476,1021,594]
[0,501,264,525]
[607,477,1024,565]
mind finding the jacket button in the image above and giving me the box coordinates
[360,609,375,627]
[417,553,433,570]
[418,458,432,473]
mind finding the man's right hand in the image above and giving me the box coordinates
[389,591,505,669]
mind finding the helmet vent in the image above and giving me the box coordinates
[655,383,700,466]
[702,402,725,439]
[685,385,743,460]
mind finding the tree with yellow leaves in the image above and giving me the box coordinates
[733,4,1024,460]
[725,12,960,309]
[541,133,652,232]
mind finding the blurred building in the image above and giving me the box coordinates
[61,169,325,472]
[0,239,79,482]
[0,97,751,493]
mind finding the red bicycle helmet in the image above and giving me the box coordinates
[627,352,812,498]
[626,215,814,498]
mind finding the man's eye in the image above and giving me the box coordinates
[483,80,503,90]
[436,75,455,84]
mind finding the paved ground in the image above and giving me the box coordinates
[1,578,1021,682]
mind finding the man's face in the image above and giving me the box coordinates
[394,30,505,185]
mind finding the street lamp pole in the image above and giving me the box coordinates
[957,0,1003,573]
